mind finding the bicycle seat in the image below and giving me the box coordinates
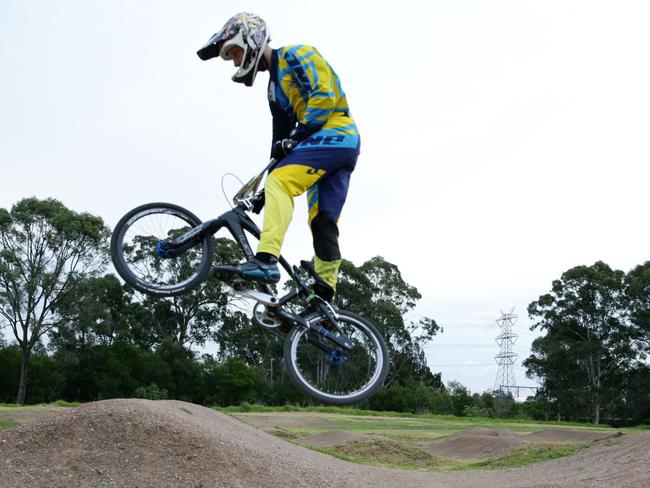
[300,260,335,301]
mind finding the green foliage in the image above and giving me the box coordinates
[120,237,244,348]
[10,197,644,425]
[133,383,169,400]
[203,356,257,406]
[52,400,80,407]
[525,261,650,424]
[1,203,447,410]
[318,439,447,471]
[0,419,19,432]
[336,257,442,388]
[463,444,587,469]
[0,198,109,404]
[626,261,650,339]
[0,345,20,403]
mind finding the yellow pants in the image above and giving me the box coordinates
[257,164,341,290]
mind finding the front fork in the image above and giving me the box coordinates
[275,301,353,352]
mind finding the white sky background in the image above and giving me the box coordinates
[1,1,649,395]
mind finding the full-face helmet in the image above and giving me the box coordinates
[197,12,270,87]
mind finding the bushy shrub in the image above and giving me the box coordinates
[133,383,168,400]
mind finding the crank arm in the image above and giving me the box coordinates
[230,288,279,307]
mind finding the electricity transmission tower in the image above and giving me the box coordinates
[494,309,518,396]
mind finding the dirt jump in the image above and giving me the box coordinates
[0,399,648,488]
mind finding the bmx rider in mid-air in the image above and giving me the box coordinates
[197,12,360,302]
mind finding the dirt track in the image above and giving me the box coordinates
[0,399,648,488]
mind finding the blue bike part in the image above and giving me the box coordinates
[156,240,171,258]
[329,348,346,366]
[214,258,281,284]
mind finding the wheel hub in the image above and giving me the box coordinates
[329,348,346,365]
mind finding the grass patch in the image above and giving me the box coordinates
[266,427,301,440]
[0,419,19,431]
[218,403,641,431]
[317,439,456,471]
[0,401,79,408]
[52,400,80,408]
[179,407,193,415]
[457,443,588,470]
[217,403,416,417]
[318,439,588,472]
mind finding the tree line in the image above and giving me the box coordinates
[525,260,650,425]
[1,198,648,425]
[0,198,441,408]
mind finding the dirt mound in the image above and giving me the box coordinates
[296,429,383,448]
[423,428,613,461]
[525,429,613,443]
[0,399,354,488]
[0,400,648,488]
[424,427,525,459]
[454,427,519,438]
[260,426,300,439]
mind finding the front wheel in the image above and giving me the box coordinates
[110,202,214,296]
[284,310,389,405]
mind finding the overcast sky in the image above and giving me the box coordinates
[2,1,649,395]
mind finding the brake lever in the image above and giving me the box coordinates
[232,158,277,205]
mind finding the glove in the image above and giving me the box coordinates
[252,190,265,214]
[271,138,297,161]
[289,122,319,142]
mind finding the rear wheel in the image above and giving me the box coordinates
[284,310,389,405]
[110,202,213,296]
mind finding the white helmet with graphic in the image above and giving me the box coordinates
[197,12,270,87]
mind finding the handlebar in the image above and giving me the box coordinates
[232,158,277,207]
[235,190,265,213]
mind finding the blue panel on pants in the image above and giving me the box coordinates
[315,166,354,220]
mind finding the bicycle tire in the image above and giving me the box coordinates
[110,202,214,296]
[284,309,389,405]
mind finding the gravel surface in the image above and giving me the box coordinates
[0,399,648,488]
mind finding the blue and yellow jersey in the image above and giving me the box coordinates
[268,45,358,149]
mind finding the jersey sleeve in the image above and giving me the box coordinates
[269,100,293,146]
[283,46,337,130]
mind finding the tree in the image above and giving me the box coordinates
[524,333,588,420]
[202,356,257,406]
[52,274,128,349]
[0,198,109,404]
[625,261,650,355]
[336,257,442,387]
[525,261,644,424]
[121,237,244,348]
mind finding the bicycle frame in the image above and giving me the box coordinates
[162,203,353,350]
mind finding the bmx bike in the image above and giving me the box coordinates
[110,161,389,405]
